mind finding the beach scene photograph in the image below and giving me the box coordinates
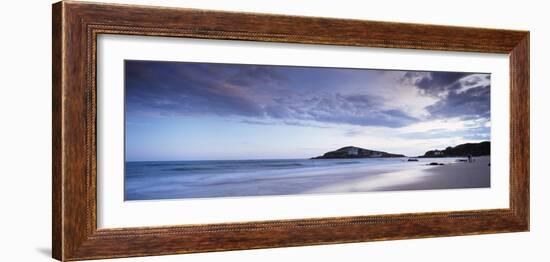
[124,60,491,201]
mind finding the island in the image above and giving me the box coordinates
[311,146,405,159]
[420,141,490,157]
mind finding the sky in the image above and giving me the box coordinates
[125,60,491,161]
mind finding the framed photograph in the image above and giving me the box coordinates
[52,1,529,261]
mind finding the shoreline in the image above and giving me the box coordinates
[319,156,491,193]
[125,156,490,200]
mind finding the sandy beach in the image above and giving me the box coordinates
[376,156,490,191]
[306,156,490,194]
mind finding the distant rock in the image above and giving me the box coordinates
[312,146,405,159]
[421,141,490,158]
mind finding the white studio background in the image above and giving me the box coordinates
[0,0,547,261]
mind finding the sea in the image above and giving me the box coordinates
[124,157,465,200]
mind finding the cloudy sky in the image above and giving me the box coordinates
[125,60,490,161]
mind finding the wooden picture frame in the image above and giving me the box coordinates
[52,1,529,261]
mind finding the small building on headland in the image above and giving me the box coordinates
[344,147,359,156]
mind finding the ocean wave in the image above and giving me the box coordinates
[165,167,216,172]
[334,161,361,165]
[258,163,304,168]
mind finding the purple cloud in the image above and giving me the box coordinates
[125,61,488,129]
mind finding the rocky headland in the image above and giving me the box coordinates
[312,146,405,159]
[420,141,490,158]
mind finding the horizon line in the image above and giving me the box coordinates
[125,140,490,163]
